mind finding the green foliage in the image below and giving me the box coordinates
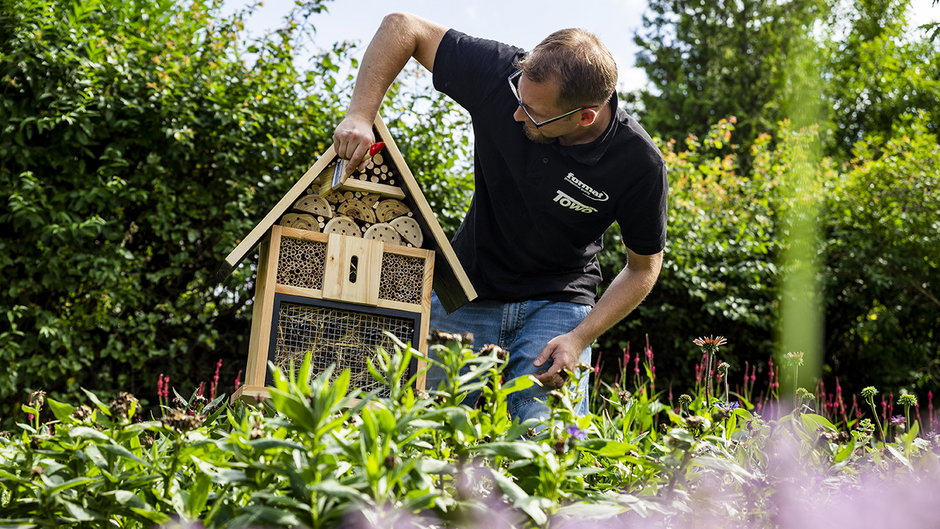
[602,119,786,382]
[0,0,474,424]
[2,339,937,528]
[822,117,940,391]
[598,117,938,396]
[633,0,939,163]
[0,0,341,421]
[384,70,474,238]
[633,0,826,163]
[825,0,940,157]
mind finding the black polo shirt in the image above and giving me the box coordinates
[432,29,667,306]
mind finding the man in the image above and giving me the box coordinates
[332,13,666,422]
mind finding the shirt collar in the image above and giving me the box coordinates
[550,93,621,167]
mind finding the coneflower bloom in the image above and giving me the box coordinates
[692,335,728,354]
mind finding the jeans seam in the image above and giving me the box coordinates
[498,303,510,347]
[509,393,542,417]
[511,301,527,345]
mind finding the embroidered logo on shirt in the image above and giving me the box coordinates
[564,173,609,201]
[553,190,598,214]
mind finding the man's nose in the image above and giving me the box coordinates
[513,105,527,123]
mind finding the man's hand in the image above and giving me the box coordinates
[332,115,375,175]
[533,332,588,388]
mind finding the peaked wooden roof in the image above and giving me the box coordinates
[219,115,476,312]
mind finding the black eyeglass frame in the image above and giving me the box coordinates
[507,70,599,128]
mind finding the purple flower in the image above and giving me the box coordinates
[890,415,906,427]
[714,401,740,411]
[566,425,587,440]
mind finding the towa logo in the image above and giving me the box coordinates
[564,173,609,201]
[553,190,598,214]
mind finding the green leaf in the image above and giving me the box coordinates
[692,455,754,480]
[311,480,367,502]
[69,427,109,442]
[834,438,856,463]
[99,444,151,468]
[246,438,305,451]
[470,442,542,459]
[46,398,77,423]
[59,499,99,521]
[103,490,146,509]
[498,375,535,397]
[80,388,111,417]
[489,470,548,523]
[46,476,98,495]
[885,444,913,471]
[801,413,836,432]
[252,506,305,525]
[186,474,212,518]
[129,508,171,523]
[577,439,636,458]
[415,458,455,474]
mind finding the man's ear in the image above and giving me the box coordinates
[578,108,598,126]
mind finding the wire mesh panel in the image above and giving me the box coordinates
[378,253,426,305]
[276,236,327,290]
[270,297,417,396]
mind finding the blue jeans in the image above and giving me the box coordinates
[427,294,592,422]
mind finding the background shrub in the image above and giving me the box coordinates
[1,0,936,422]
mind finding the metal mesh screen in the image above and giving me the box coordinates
[272,302,415,396]
[378,253,425,305]
[277,237,326,289]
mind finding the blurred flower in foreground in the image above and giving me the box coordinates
[566,425,587,440]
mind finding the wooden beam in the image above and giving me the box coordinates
[320,178,406,200]
[372,117,477,312]
[222,147,336,274]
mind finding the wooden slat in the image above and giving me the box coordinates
[273,284,422,313]
[274,284,323,299]
[321,178,406,200]
[231,385,268,404]
[244,229,281,390]
[373,117,477,312]
[222,147,336,273]
[384,245,434,259]
[279,226,330,244]
[414,249,435,391]
[322,234,382,305]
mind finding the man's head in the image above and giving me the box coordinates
[518,28,617,110]
[511,29,617,144]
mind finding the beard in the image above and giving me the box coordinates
[521,122,554,144]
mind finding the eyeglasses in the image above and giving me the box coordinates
[507,70,598,128]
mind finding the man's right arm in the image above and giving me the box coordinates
[332,13,448,173]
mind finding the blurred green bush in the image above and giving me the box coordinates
[599,116,939,396]
[1,0,935,423]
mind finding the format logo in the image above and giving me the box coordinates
[564,173,609,201]
[553,190,598,214]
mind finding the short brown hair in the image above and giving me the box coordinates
[516,29,617,109]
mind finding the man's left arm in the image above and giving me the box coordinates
[533,248,663,387]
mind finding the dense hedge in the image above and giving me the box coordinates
[599,117,940,397]
[1,0,937,421]
[0,0,472,423]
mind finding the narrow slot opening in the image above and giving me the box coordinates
[349,255,359,283]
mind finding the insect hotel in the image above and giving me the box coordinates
[221,116,476,401]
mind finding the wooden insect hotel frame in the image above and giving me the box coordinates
[220,116,476,401]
